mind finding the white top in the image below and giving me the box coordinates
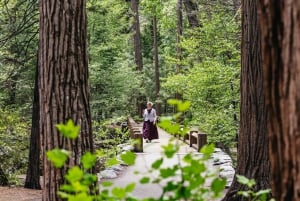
[143,108,157,122]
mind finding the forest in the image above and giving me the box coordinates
[0,0,299,201]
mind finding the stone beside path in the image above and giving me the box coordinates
[100,126,235,199]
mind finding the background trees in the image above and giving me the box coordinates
[0,0,38,111]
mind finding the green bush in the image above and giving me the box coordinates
[0,108,30,185]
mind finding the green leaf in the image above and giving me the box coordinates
[46,149,70,168]
[163,143,178,158]
[125,183,136,192]
[236,175,256,188]
[140,177,150,184]
[112,187,126,198]
[60,184,75,193]
[120,151,136,165]
[255,189,271,196]
[211,178,226,195]
[177,101,191,112]
[101,181,113,187]
[72,181,89,192]
[106,157,119,167]
[65,166,84,183]
[81,152,97,170]
[167,99,180,105]
[200,144,215,159]
[56,119,80,139]
[58,191,71,199]
[68,192,93,201]
[238,191,251,197]
[167,124,180,135]
[151,158,163,169]
[160,167,176,178]
[82,173,97,186]
[158,119,172,130]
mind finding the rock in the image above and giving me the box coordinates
[108,165,124,172]
[220,164,235,172]
[100,169,118,179]
[214,148,222,153]
[212,154,232,165]
[117,143,134,152]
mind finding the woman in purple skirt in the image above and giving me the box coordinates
[142,102,159,143]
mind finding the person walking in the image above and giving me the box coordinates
[142,102,159,143]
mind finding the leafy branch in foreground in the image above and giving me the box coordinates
[237,175,274,201]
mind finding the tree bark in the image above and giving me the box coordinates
[131,0,143,71]
[258,1,300,200]
[153,13,161,116]
[183,0,200,28]
[176,0,183,73]
[130,0,144,116]
[39,1,93,201]
[25,57,41,190]
[222,0,270,200]
[233,0,241,12]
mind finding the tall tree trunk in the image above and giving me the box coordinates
[131,0,143,71]
[176,0,183,73]
[222,0,270,200]
[131,0,144,116]
[39,1,93,201]
[175,0,183,100]
[24,58,41,189]
[183,0,200,28]
[153,13,160,115]
[233,0,241,12]
[259,1,300,200]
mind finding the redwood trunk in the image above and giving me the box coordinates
[131,0,144,116]
[39,1,93,201]
[259,1,300,200]
[233,0,241,12]
[223,0,270,200]
[131,0,143,71]
[153,14,161,115]
[176,0,183,73]
[25,59,41,189]
[183,0,200,28]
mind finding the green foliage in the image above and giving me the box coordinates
[87,0,143,120]
[120,151,136,166]
[237,175,274,201]
[162,4,240,148]
[0,0,38,112]
[0,108,30,184]
[56,120,80,139]
[46,149,70,168]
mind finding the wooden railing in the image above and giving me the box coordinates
[177,127,207,152]
[127,117,143,152]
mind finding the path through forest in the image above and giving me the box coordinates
[102,127,228,200]
[102,127,198,199]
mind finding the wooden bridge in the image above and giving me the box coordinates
[127,117,207,153]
